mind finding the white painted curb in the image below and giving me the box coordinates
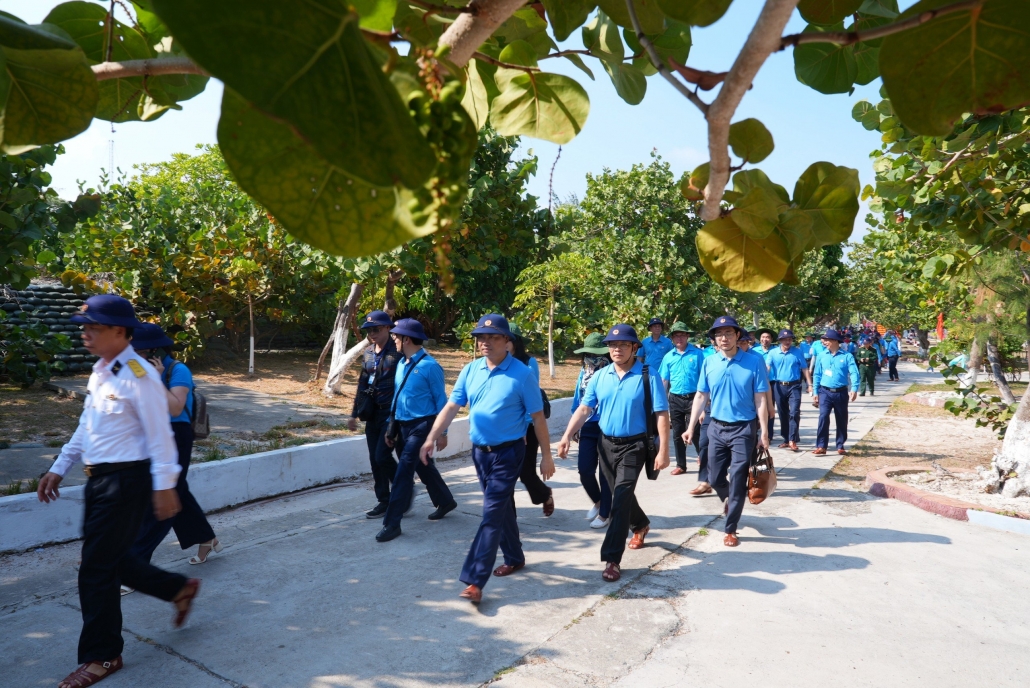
[966,509,1030,536]
[0,397,573,553]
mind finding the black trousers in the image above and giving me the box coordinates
[365,406,399,504]
[707,420,756,534]
[887,355,900,380]
[519,423,552,505]
[773,382,802,443]
[78,462,188,663]
[130,423,215,562]
[669,393,700,470]
[696,410,712,482]
[383,416,456,528]
[598,434,650,564]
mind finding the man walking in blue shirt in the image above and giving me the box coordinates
[812,329,860,455]
[375,319,458,543]
[559,324,670,582]
[767,329,811,452]
[421,314,553,604]
[658,322,705,484]
[683,316,770,548]
[638,317,673,369]
[884,330,902,381]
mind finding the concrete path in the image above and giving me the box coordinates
[4,364,1026,687]
[0,443,85,487]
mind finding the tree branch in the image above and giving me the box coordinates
[438,0,528,69]
[91,56,208,81]
[779,0,980,50]
[703,0,799,221]
[625,0,709,115]
[539,49,593,59]
[472,51,538,72]
[409,0,473,14]
[666,60,727,91]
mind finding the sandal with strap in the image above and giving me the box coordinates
[58,657,123,688]
[602,562,621,582]
[189,538,222,565]
[172,578,201,628]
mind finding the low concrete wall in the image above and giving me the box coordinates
[0,397,573,553]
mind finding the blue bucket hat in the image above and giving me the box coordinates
[470,313,514,339]
[131,323,174,350]
[360,310,393,329]
[777,328,794,341]
[69,294,143,329]
[390,318,427,340]
[708,315,743,336]
[602,324,641,344]
[821,328,844,342]
[739,330,754,343]
[646,317,665,328]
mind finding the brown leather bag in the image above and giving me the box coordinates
[747,445,777,505]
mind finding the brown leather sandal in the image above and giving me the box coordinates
[542,495,555,517]
[628,525,649,549]
[460,584,482,604]
[602,562,621,582]
[172,578,201,628]
[58,657,123,688]
[493,562,525,577]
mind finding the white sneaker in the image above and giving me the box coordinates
[590,516,610,529]
[586,503,600,520]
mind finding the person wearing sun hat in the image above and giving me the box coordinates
[658,322,706,480]
[812,328,860,455]
[570,332,614,528]
[754,328,778,364]
[421,313,553,604]
[855,336,879,396]
[559,324,670,582]
[766,329,810,452]
[638,316,673,369]
[36,295,200,688]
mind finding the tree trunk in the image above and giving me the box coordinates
[316,295,351,381]
[915,328,930,356]
[983,388,1030,497]
[987,336,1017,405]
[383,269,404,317]
[248,294,255,375]
[323,283,364,395]
[325,339,371,396]
[964,336,981,386]
[752,311,760,328]
[547,296,556,379]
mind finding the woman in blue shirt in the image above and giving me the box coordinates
[508,325,555,517]
[570,333,613,528]
[128,324,220,573]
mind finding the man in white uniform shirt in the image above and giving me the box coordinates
[37,295,201,688]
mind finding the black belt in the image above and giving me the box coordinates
[399,414,436,427]
[670,392,696,399]
[712,418,753,427]
[775,380,801,386]
[83,459,149,478]
[601,432,646,445]
[474,438,524,453]
[821,386,848,393]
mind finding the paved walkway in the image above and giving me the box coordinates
[3,364,1027,687]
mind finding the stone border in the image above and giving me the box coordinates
[0,398,573,553]
[866,466,1030,535]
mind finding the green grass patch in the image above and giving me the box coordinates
[198,447,227,463]
[697,528,709,536]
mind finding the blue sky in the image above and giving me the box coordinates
[6,1,915,241]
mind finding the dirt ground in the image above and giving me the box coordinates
[0,384,82,447]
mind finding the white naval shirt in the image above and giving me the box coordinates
[50,344,181,491]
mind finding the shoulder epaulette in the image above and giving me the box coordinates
[127,359,146,378]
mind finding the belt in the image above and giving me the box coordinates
[712,418,753,427]
[601,432,646,445]
[399,414,436,427]
[670,392,696,399]
[83,459,150,478]
[775,380,801,386]
[473,438,524,453]
[821,386,848,393]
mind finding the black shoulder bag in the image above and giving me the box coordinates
[385,351,426,445]
[641,364,660,481]
[355,347,384,421]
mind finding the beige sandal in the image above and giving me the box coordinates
[189,538,222,565]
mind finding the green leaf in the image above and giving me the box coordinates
[0,15,76,50]
[731,186,782,239]
[461,59,497,130]
[657,0,732,27]
[496,7,549,43]
[775,208,815,259]
[218,88,427,257]
[582,11,625,64]
[563,52,595,80]
[852,100,880,130]
[852,15,891,85]
[623,19,691,73]
[35,249,57,263]
[602,61,647,104]
[543,0,596,42]
[131,1,170,42]
[499,39,539,68]
[792,162,860,246]
[857,0,899,19]
[150,0,435,189]
[1,47,99,149]
[352,0,397,32]
[922,256,944,278]
[728,117,774,163]
[681,161,708,200]
[880,0,1030,136]
[490,72,590,144]
[794,22,857,95]
[797,0,862,25]
[733,168,790,205]
[596,0,667,35]
[696,215,790,292]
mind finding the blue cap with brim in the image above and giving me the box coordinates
[821,328,844,342]
[708,315,743,336]
[646,317,664,328]
[131,323,174,350]
[602,324,641,344]
[470,313,513,339]
[69,294,143,329]
[360,310,393,329]
[777,329,794,341]
[390,318,427,340]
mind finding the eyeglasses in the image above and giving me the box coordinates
[606,341,633,349]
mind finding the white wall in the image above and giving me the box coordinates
[0,398,573,553]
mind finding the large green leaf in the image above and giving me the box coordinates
[656,0,732,27]
[733,169,790,205]
[2,47,99,149]
[775,208,815,259]
[602,61,647,104]
[582,11,625,64]
[880,0,1030,136]
[597,0,667,35]
[696,215,790,292]
[543,0,597,42]
[0,15,76,50]
[731,186,782,239]
[131,1,170,43]
[490,72,590,144]
[794,22,857,94]
[218,88,427,257]
[852,15,890,85]
[352,0,397,32]
[792,162,860,246]
[461,59,497,130]
[623,19,691,73]
[151,0,435,189]
[797,0,863,24]
[852,100,880,129]
[857,0,899,19]
[728,118,774,163]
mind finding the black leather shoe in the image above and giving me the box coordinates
[428,501,457,520]
[375,524,402,542]
[365,502,388,519]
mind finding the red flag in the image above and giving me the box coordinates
[936,313,945,342]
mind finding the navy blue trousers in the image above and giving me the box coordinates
[696,408,712,482]
[460,441,525,589]
[365,406,399,504]
[669,392,701,470]
[887,355,900,380]
[383,416,455,528]
[773,382,802,443]
[577,421,611,518]
[706,420,756,534]
[816,388,849,450]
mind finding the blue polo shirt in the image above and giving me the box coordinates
[658,344,705,395]
[571,368,601,423]
[524,356,541,423]
[813,349,860,393]
[809,340,826,366]
[392,350,447,421]
[582,360,669,437]
[800,341,813,361]
[162,355,194,424]
[757,346,775,366]
[639,335,673,369]
[884,338,901,356]
[701,346,716,358]
[697,348,770,423]
[767,346,807,382]
[449,353,542,446]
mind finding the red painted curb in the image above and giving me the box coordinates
[865,466,1030,522]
